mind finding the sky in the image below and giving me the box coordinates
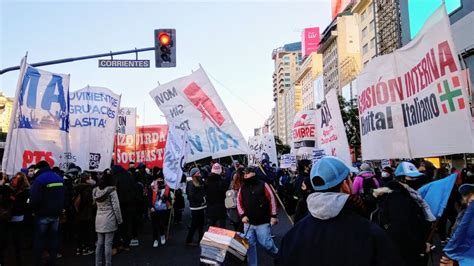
[0,0,331,139]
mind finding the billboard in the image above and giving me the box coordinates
[301,27,320,57]
[332,0,352,19]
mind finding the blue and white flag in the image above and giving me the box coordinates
[443,202,474,266]
[2,58,70,174]
[418,173,456,218]
[163,124,189,189]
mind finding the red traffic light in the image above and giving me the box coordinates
[158,32,171,46]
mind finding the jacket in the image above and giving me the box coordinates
[352,171,380,195]
[149,181,173,211]
[29,168,65,217]
[74,183,95,222]
[93,186,122,233]
[277,192,402,266]
[237,177,277,225]
[205,173,227,219]
[372,181,434,266]
[11,189,30,218]
[112,165,138,208]
[186,180,207,211]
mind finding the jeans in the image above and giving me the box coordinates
[33,216,60,266]
[243,223,278,266]
[186,209,205,243]
[95,232,115,266]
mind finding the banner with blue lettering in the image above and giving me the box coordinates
[163,124,189,189]
[248,133,278,167]
[357,5,474,160]
[149,67,249,162]
[2,59,70,175]
[69,86,121,171]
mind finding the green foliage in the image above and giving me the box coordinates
[338,95,360,158]
[274,135,291,156]
[0,132,6,142]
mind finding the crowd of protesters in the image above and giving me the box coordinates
[0,156,473,266]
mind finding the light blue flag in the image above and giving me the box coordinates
[443,203,474,266]
[417,174,456,218]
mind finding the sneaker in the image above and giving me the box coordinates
[160,235,166,245]
[82,248,94,256]
[153,240,159,248]
[130,239,139,247]
[57,253,63,259]
[75,248,81,256]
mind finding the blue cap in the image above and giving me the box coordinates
[395,162,424,178]
[310,156,354,191]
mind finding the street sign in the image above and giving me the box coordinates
[98,59,150,68]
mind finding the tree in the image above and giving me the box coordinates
[338,95,361,161]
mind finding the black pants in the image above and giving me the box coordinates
[186,209,205,243]
[151,210,170,240]
[0,221,24,266]
[77,220,94,249]
[207,217,226,228]
[119,207,133,246]
[174,209,183,224]
[130,208,141,239]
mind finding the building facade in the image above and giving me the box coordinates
[352,0,378,67]
[319,13,361,95]
[271,42,302,144]
[295,52,323,111]
[0,92,14,133]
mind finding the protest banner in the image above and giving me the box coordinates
[312,148,326,165]
[115,125,168,169]
[149,67,249,162]
[357,5,474,160]
[315,89,352,165]
[69,86,121,171]
[248,133,278,166]
[2,59,70,174]
[291,109,317,157]
[117,107,136,135]
[163,124,189,189]
[280,154,296,170]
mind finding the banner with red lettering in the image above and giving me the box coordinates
[315,90,352,165]
[291,109,317,157]
[2,59,70,175]
[114,125,168,169]
[357,5,474,160]
[149,67,249,162]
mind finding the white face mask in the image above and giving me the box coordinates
[381,171,390,178]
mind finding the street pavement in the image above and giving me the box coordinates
[10,205,292,266]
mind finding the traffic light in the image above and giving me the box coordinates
[155,29,176,68]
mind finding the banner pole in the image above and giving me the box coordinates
[269,184,294,225]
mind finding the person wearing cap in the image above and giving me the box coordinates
[185,167,207,246]
[205,163,227,228]
[29,160,65,266]
[440,183,474,266]
[237,166,278,266]
[277,156,402,266]
[372,161,435,266]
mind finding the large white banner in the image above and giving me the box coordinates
[163,124,189,189]
[117,107,136,135]
[248,133,278,166]
[315,89,352,165]
[149,67,249,162]
[357,5,474,160]
[291,109,317,157]
[69,86,121,171]
[2,60,70,174]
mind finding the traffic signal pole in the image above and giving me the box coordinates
[0,46,156,75]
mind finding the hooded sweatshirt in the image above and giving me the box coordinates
[277,192,402,266]
[93,186,122,233]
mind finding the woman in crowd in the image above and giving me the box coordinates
[93,171,122,266]
[185,167,207,246]
[74,173,96,256]
[9,172,31,265]
[149,169,173,248]
[227,167,244,231]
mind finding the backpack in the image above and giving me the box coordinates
[225,189,237,209]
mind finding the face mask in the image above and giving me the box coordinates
[381,172,390,178]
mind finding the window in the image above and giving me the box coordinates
[284,62,290,65]
[369,20,375,32]
[362,27,367,39]
[363,44,368,55]
[285,84,290,87]
[361,10,367,21]
[370,38,375,49]
[284,73,290,76]
[284,78,290,82]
